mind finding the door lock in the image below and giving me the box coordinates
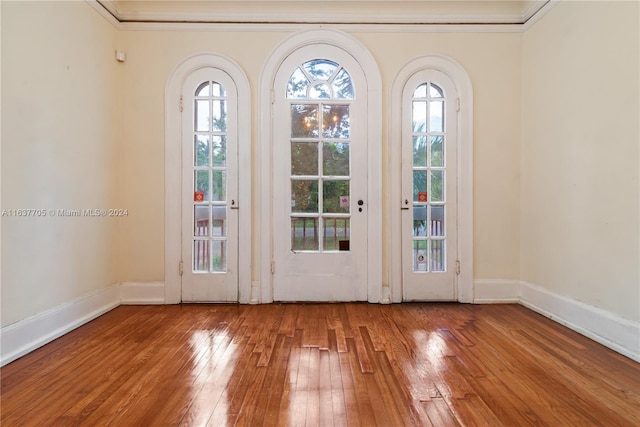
[401,199,410,210]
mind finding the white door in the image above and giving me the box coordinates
[402,70,458,300]
[181,68,238,302]
[272,45,368,301]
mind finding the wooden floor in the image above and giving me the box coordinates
[1,303,639,426]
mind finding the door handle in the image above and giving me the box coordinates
[401,199,410,210]
[230,199,239,210]
[357,199,364,212]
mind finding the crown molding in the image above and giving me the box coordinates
[89,0,553,32]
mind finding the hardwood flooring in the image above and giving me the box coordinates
[1,303,639,426]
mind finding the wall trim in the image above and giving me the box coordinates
[0,285,120,367]
[120,281,166,304]
[2,280,637,365]
[473,279,640,362]
[520,281,640,363]
[473,279,521,303]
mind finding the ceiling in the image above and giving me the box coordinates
[98,0,551,25]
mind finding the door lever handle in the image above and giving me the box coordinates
[230,200,239,210]
[401,199,410,210]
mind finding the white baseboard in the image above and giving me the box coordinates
[119,281,166,304]
[520,281,640,363]
[0,285,121,367]
[0,281,168,367]
[473,279,521,303]
[473,279,639,361]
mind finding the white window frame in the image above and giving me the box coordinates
[165,53,252,303]
[389,55,474,303]
[259,29,382,303]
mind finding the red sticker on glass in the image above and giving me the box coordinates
[418,192,428,202]
[194,191,204,202]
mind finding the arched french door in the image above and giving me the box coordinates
[259,30,382,303]
[165,54,251,304]
[390,56,474,303]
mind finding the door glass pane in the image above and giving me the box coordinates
[323,218,350,251]
[413,205,427,237]
[431,206,444,237]
[323,180,350,213]
[430,136,444,167]
[195,136,210,167]
[212,206,226,237]
[291,180,318,213]
[195,100,210,132]
[211,240,226,272]
[332,68,354,99]
[413,170,427,201]
[322,105,350,139]
[291,142,318,176]
[194,205,209,237]
[212,100,227,132]
[430,101,444,132]
[193,240,209,272]
[292,218,319,251]
[287,68,309,99]
[413,101,427,132]
[196,82,210,97]
[430,240,445,271]
[429,83,443,98]
[430,170,443,202]
[413,83,427,98]
[413,136,427,167]
[211,82,226,97]
[195,171,210,201]
[212,136,226,167]
[413,240,428,272]
[291,104,319,138]
[303,59,338,80]
[212,171,226,201]
[323,142,349,176]
[310,83,331,99]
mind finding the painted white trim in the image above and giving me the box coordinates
[471,279,640,362]
[473,279,521,303]
[389,55,474,304]
[0,285,120,367]
[520,281,640,363]
[119,22,526,33]
[259,29,382,303]
[164,53,252,304]
[119,281,166,304]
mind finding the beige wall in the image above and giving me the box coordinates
[119,29,522,283]
[1,1,122,326]
[521,1,640,322]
